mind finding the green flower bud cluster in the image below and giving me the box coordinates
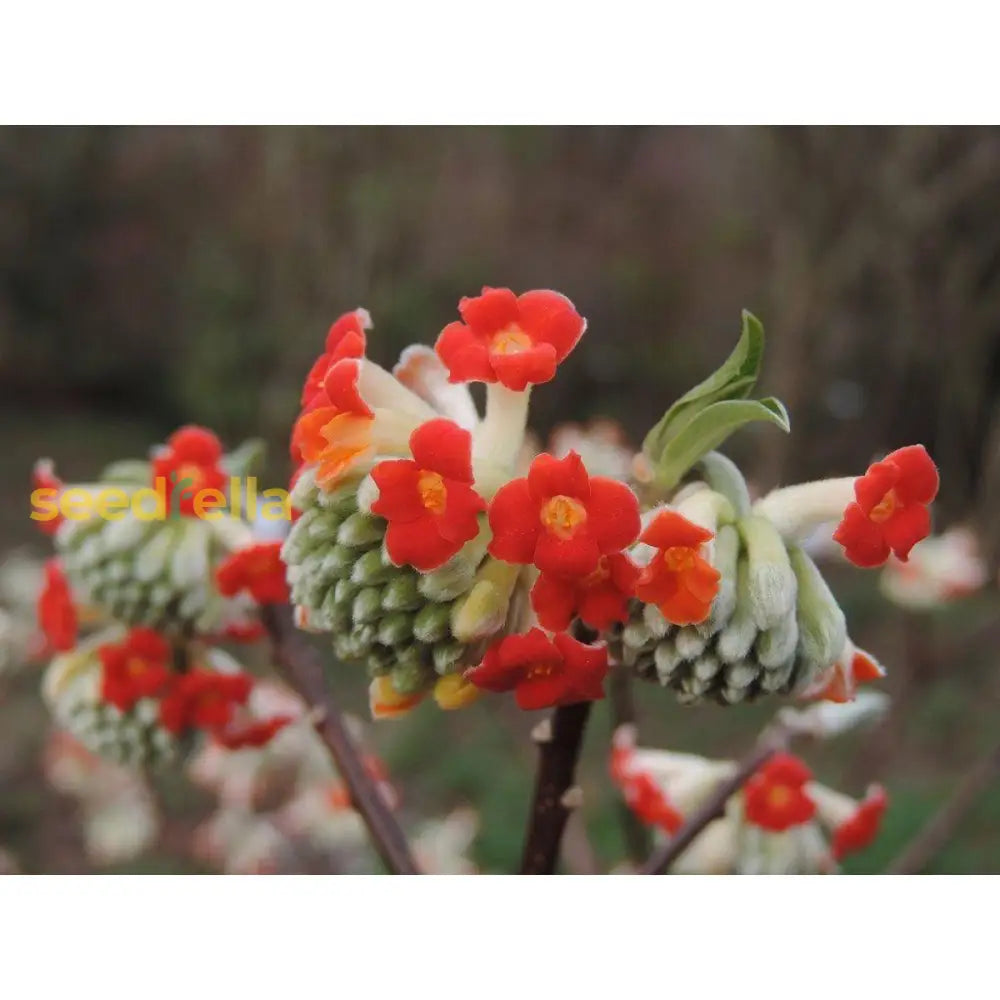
[612,502,846,706]
[42,637,183,768]
[283,478,494,699]
[57,507,253,636]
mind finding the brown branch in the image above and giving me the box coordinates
[887,739,1000,875]
[261,603,420,875]
[640,723,792,875]
[519,701,593,875]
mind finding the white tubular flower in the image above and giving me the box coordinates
[879,526,986,610]
[752,478,857,542]
[394,345,480,432]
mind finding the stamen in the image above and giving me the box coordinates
[540,495,587,539]
[418,470,447,514]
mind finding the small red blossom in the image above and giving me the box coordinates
[99,628,173,712]
[212,714,294,749]
[531,552,639,631]
[623,772,684,835]
[216,542,290,605]
[435,287,586,391]
[833,445,939,567]
[805,646,884,704]
[151,426,227,517]
[488,451,640,579]
[371,418,485,571]
[743,753,817,832]
[465,628,608,711]
[159,669,253,734]
[32,459,65,535]
[634,510,721,625]
[37,560,78,654]
[301,308,370,407]
[290,359,375,484]
[832,786,888,860]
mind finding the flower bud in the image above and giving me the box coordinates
[738,515,798,630]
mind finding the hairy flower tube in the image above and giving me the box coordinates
[833,445,940,567]
[371,418,486,571]
[465,628,608,710]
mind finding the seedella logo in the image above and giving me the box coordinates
[30,473,292,525]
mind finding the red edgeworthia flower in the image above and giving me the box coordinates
[623,772,684,836]
[435,287,586,391]
[291,359,375,484]
[805,645,884,704]
[371,418,485,571]
[634,510,721,625]
[159,670,253,734]
[833,445,939,568]
[32,459,65,535]
[465,628,608,711]
[531,553,639,632]
[216,542,290,605]
[37,560,78,653]
[488,452,640,579]
[743,753,817,832]
[151,426,227,517]
[212,714,293,749]
[99,628,173,712]
[831,786,888,860]
[300,308,370,407]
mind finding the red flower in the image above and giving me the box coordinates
[833,445,939,567]
[300,308,370,407]
[37,560,78,654]
[371,418,485,571]
[465,628,608,711]
[290,359,375,484]
[804,645,884,704]
[634,510,721,625]
[216,542,290,605]
[212,714,293,749]
[151,426,227,517]
[99,628,173,712]
[743,753,817,832]
[623,772,684,835]
[488,452,640,579]
[831,786,888,860]
[31,458,65,535]
[435,287,586,391]
[531,553,639,631]
[159,669,253,734]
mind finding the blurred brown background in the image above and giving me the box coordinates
[2,126,999,872]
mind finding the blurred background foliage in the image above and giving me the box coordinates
[2,125,1000,873]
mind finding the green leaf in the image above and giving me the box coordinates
[652,397,790,490]
[221,438,267,480]
[642,310,765,461]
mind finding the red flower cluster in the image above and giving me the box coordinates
[833,445,939,567]
[371,418,485,571]
[743,753,817,832]
[435,287,586,391]
[99,628,173,712]
[37,560,78,654]
[831,786,888,860]
[158,669,253,734]
[465,629,608,711]
[634,510,721,626]
[151,426,227,517]
[216,542,290,605]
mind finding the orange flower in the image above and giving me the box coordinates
[368,676,426,719]
[370,418,485,571]
[151,426,227,517]
[832,786,888,860]
[802,644,884,704]
[216,542,290,605]
[833,445,939,567]
[743,753,816,832]
[634,510,720,625]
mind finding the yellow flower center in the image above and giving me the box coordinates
[582,556,610,587]
[663,546,696,571]
[126,656,150,678]
[176,462,205,490]
[540,495,588,539]
[767,785,792,809]
[418,470,447,514]
[869,489,898,523]
[491,324,532,355]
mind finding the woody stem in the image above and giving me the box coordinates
[261,603,421,875]
[520,700,592,874]
[639,722,793,875]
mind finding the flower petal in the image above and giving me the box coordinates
[516,289,586,362]
[410,418,475,483]
[459,287,520,333]
[487,478,540,564]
